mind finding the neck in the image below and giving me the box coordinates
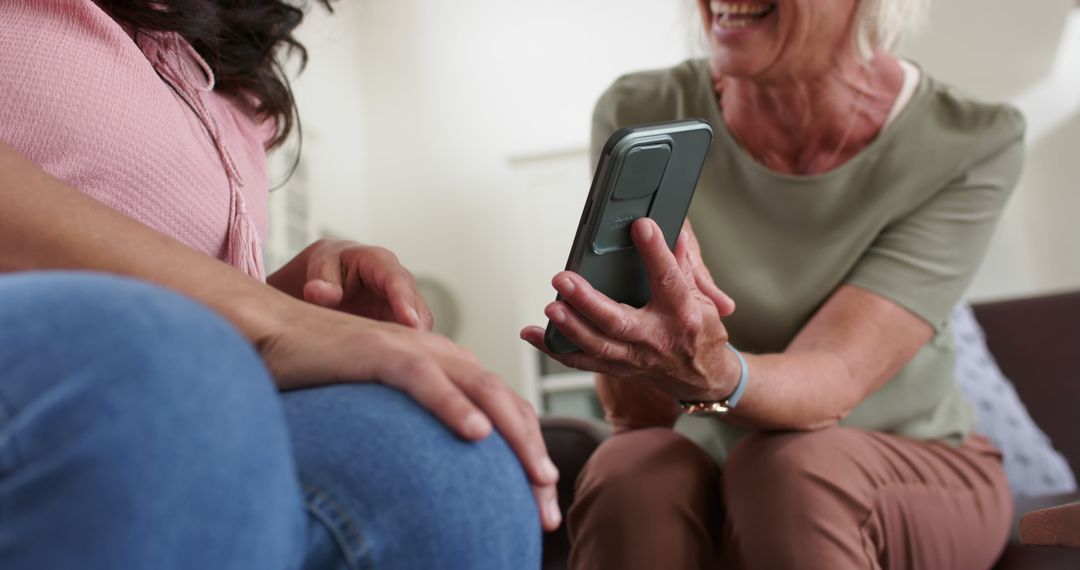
[718,53,904,175]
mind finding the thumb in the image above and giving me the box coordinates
[303,254,346,307]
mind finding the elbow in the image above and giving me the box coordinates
[784,403,854,432]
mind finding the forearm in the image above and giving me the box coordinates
[0,141,293,347]
[601,347,856,433]
[724,349,859,431]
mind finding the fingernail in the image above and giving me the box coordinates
[547,499,562,526]
[408,307,420,325]
[637,219,654,240]
[540,457,559,481]
[463,413,491,439]
[556,278,575,295]
[547,306,565,323]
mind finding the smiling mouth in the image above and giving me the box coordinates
[710,1,777,29]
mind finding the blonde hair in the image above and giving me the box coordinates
[855,0,931,59]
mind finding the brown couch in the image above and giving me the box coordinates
[540,290,1080,569]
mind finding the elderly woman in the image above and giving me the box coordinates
[522,0,1023,568]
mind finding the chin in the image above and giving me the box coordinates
[709,52,769,80]
[702,1,783,79]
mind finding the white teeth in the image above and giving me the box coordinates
[710,1,774,19]
[718,18,755,29]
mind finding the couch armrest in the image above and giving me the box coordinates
[1021,500,1080,547]
[971,291,1080,477]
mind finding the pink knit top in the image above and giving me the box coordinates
[1,0,272,279]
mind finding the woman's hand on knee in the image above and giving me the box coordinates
[262,301,562,530]
[267,239,433,330]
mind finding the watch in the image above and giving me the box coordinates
[678,343,749,417]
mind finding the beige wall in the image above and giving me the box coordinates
[898,0,1080,301]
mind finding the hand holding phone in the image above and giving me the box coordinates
[543,119,713,353]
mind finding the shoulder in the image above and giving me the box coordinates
[868,71,1026,205]
[0,1,165,166]
[0,1,137,141]
[0,0,128,69]
[594,59,713,128]
[915,74,1026,173]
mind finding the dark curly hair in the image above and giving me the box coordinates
[96,0,333,150]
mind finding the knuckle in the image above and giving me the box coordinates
[658,266,682,290]
[465,350,481,365]
[310,239,335,255]
[680,313,704,336]
[591,342,615,361]
[610,314,635,339]
[560,353,587,371]
[393,273,417,290]
[476,372,504,392]
[397,354,434,377]
[514,396,538,420]
[433,334,457,352]
[506,414,532,440]
[374,247,400,265]
[308,255,330,274]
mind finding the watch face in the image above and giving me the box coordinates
[680,401,730,417]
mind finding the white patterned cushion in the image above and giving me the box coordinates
[951,303,1078,497]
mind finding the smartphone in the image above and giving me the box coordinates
[544,119,713,354]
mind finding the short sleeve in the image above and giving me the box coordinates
[846,110,1026,330]
[589,67,690,166]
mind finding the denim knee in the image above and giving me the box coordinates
[284,384,541,570]
[0,272,303,570]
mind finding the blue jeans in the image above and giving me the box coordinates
[0,272,540,569]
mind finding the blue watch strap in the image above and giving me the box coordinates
[724,342,749,408]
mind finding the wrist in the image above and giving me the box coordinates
[698,341,746,401]
[680,343,749,416]
[210,282,296,349]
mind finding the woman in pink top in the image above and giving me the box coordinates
[0,1,556,568]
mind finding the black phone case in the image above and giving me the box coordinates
[544,119,713,354]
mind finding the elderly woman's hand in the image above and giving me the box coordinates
[522,218,741,401]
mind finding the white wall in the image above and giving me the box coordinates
[285,0,1080,398]
[288,1,698,396]
[288,2,370,237]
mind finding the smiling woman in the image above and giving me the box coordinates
[521,0,1026,567]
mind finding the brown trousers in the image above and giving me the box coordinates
[568,427,1012,570]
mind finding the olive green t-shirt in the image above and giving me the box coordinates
[590,59,1026,464]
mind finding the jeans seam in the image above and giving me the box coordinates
[304,484,372,570]
[0,391,26,476]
